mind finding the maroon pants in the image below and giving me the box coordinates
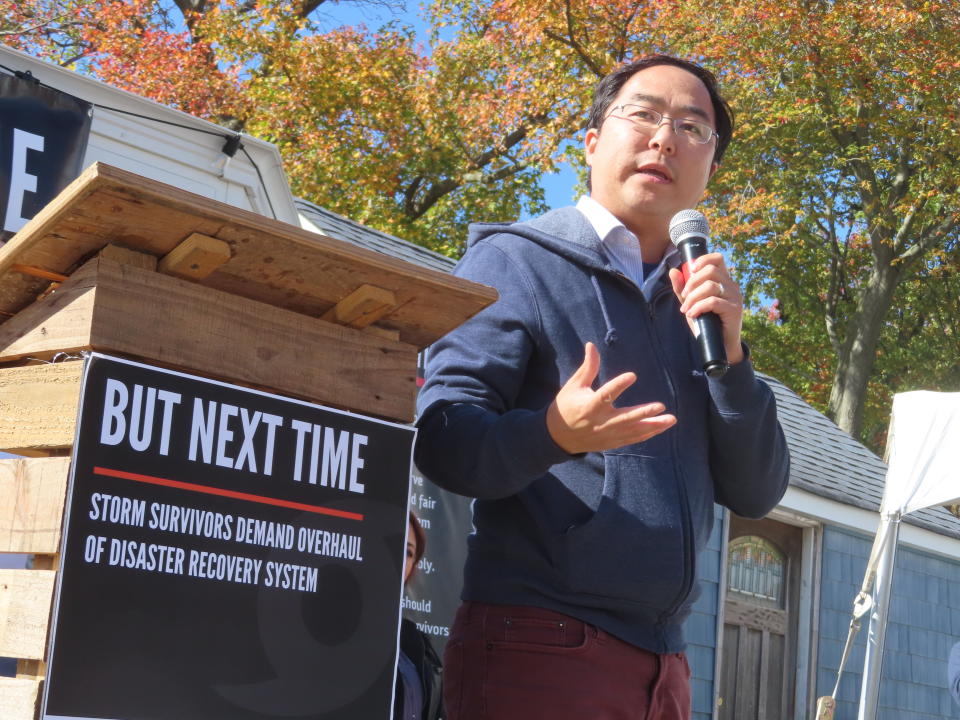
[442,602,691,720]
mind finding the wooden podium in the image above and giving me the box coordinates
[0,163,495,719]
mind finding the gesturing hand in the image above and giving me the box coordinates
[546,342,677,455]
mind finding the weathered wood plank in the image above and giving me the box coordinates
[0,269,98,362]
[0,569,56,660]
[159,232,231,280]
[0,363,83,454]
[0,457,70,554]
[0,163,497,349]
[98,243,158,272]
[321,284,398,329]
[0,257,418,421]
[0,676,41,720]
[734,625,750,718]
[363,325,402,342]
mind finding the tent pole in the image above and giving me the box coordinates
[857,513,901,720]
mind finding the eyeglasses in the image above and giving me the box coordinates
[606,104,716,144]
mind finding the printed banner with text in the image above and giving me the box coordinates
[1,72,91,244]
[43,354,413,720]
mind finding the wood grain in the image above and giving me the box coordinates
[0,569,56,660]
[98,243,158,272]
[0,163,497,348]
[0,363,83,454]
[0,257,419,421]
[0,676,42,720]
[158,232,231,280]
[321,284,398,329]
[0,457,71,554]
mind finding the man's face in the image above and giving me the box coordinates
[585,64,719,236]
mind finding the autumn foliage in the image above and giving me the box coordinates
[3,0,959,446]
[658,0,960,443]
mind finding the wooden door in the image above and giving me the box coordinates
[717,516,802,720]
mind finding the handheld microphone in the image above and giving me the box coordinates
[668,210,729,378]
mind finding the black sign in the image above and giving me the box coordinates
[1,72,91,244]
[43,354,413,720]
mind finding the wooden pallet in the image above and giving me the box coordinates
[0,163,498,423]
[0,164,497,718]
[0,256,418,422]
[0,162,496,350]
[0,456,71,719]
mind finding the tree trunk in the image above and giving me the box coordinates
[827,263,902,439]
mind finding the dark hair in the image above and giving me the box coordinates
[587,55,735,166]
[406,510,427,582]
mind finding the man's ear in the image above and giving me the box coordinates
[708,161,719,180]
[584,127,599,166]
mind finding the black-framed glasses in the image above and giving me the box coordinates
[607,104,716,144]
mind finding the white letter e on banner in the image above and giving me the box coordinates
[4,128,45,234]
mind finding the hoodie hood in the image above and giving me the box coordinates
[468,207,629,347]
[467,207,612,274]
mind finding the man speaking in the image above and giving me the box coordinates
[415,55,790,719]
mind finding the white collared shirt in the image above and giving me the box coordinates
[575,195,678,302]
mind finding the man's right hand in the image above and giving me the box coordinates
[546,342,677,455]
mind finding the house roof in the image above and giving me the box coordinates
[294,197,960,542]
[295,199,456,274]
[763,373,960,541]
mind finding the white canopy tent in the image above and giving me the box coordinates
[818,391,960,719]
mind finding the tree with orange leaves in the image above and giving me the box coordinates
[4,0,958,445]
[656,0,960,444]
[2,0,576,253]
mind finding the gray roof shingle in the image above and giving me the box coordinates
[295,198,455,274]
[762,374,960,540]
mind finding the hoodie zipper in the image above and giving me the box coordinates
[643,281,697,647]
[599,269,699,649]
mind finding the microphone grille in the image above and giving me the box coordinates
[669,209,709,245]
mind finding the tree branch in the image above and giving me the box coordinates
[398,105,559,220]
[0,14,67,36]
[898,214,959,266]
[887,146,913,209]
[403,175,425,219]
[890,198,925,257]
[824,243,844,353]
[612,3,644,64]
[540,0,604,78]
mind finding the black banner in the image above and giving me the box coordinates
[1,72,91,244]
[43,354,413,720]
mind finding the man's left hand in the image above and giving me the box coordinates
[668,253,744,365]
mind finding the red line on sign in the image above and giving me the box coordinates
[92,466,364,522]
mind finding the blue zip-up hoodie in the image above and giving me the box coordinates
[415,207,789,653]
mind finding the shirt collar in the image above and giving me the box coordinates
[575,195,680,268]
[576,195,625,244]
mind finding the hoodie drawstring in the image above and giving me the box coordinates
[590,274,618,346]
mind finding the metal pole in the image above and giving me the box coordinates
[857,513,901,720]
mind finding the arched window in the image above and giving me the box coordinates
[726,535,785,609]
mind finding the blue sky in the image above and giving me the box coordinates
[314,0,580,211]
